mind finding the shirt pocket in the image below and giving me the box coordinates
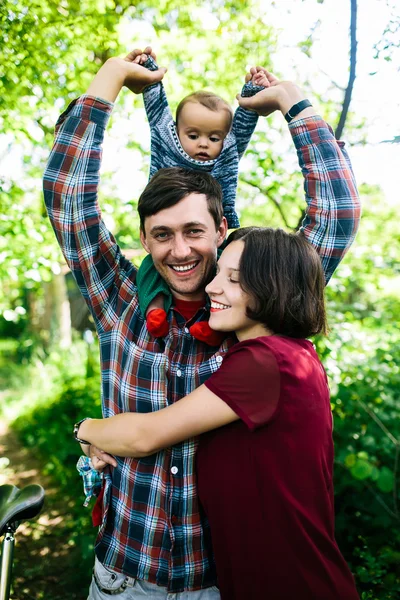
[119,341,169,413]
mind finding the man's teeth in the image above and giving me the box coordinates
[171,262,197,272]
[211,301,230,310]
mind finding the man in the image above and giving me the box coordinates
[43,48,360,599]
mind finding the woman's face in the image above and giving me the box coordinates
[205,240,262,341]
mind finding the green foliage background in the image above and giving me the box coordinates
[0,1,399,599]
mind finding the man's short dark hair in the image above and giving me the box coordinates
[226,227,327,338]
[138,167,224,234]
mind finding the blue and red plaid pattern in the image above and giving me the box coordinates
[77,455,103,507]
[43,95,360,592]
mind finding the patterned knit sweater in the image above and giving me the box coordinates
[142,56,264,229]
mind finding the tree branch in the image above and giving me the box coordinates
[335,461,400,521]
[356,398,398,447]
[356,397,400,517]
[335,0,358,139]
[240,178,293,230]
[394,442,399,517]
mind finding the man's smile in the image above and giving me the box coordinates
[169,260,200,275]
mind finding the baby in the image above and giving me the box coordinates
[136,52,266,344]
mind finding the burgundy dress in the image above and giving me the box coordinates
[197,336,359,600]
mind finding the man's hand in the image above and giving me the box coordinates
[238,66,314,119]
[120,46,167,94]
[85,46,167,103]
[89,444,118,472]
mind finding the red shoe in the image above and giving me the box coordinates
[189,321,226,346]
[147,309,169,337]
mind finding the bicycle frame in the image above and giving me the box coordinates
[0,523,16,600]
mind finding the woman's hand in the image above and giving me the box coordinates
[89,444,118,472]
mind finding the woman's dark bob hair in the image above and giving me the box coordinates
[226,227,328,339]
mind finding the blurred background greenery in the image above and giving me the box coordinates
[0,0,399,598]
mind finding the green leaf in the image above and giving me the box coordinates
[344,453,356,467]
[376,467,394,493]
[350,459,373,480]
[370,466,380,482]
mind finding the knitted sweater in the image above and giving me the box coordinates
[142,56,263,229]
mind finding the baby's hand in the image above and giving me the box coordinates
[246,66,280,89]
[133,45,157,65]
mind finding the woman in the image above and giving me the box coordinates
[77,227,360,600]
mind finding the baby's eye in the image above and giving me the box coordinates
[188,134,198,140]
[210,136,221,143]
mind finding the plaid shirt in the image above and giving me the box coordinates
[43,95,360,592]
[76,455,103,507]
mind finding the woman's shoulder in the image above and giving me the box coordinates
[230,335,315,356]
[228,336,322,374]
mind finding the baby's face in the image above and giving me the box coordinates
[177,102,231,161]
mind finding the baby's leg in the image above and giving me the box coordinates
[146,294,169,338]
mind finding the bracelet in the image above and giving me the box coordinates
[284,99,312,123]
[73,417,92,445]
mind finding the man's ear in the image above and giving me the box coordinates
[140,229,150,254]
[216,216,228,248]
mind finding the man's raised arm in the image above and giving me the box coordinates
[238,68,360,284]
[43,50,166,332]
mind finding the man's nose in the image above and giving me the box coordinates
[171,235,191,259]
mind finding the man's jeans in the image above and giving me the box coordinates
[87,558,221,599]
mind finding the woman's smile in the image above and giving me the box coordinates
[210,301,231,311]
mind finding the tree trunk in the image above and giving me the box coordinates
[335,0,358,140]
[41,273,72,348]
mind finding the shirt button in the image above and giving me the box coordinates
[216,355,223,364]
[171,466,178,475]
[184,327,189,334]
[176,369,182,377]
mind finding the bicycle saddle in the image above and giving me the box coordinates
[0,484,45,536]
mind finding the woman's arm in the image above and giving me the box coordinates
[78,385,238,458]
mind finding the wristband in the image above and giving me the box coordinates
[284,99,312,123]
[73,417,92,445]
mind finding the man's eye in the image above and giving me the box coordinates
[155,233,169,240]
[188,229,202,235]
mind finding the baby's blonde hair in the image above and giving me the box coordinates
[176,91,233,130]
